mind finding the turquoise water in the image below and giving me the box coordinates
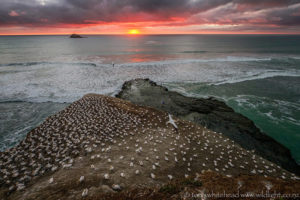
[0,35,299,163]
[164,76,300,163]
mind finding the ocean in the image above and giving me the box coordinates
[0,35,299,164]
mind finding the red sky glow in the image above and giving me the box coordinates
[0,0,300,35]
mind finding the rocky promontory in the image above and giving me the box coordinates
[117,79,300,176]
[0,82,299,199]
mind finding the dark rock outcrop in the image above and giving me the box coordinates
[117,79,300,175]
[70,34,83,38]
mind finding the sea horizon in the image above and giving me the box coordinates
[1,33,300,36]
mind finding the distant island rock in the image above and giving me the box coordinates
[70,34,84,38]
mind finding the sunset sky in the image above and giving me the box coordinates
[1,0,300,35]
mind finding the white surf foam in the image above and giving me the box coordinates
[212,70,300,85]
[0,57,299,103]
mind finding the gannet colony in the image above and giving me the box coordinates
[0,93,299,199]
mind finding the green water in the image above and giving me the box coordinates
[164,76,300,164]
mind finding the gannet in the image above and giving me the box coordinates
[112,184,121,191]
[49,177,54,184]
[166,114,178,130]
[104,173,109,179]
[79,176,85,182]
[150,173,156,179]
[82,188,88,197]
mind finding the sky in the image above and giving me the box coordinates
[0,0,300,35]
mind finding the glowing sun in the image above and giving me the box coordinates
[128,29,140,35]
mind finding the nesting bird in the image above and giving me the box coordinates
[120,173,125,178]
[112,184,121,191]
[82,188,88,197]
[150,173,156,179]
[79,176,85,183]
[49,177,54,184]
[104,174,109,180]
[0,94,297,196]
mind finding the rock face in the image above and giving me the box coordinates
[70,34,83,38]
[116,79,300,175]
[1,94,298,200]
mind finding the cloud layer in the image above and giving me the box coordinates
[1,0,300,34]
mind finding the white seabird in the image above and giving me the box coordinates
[112,184,121,191]
[79,176,85,182]
[166,114,178,130]
[82,188,88,197]
[109,165,114,171]
[49,177,54,184]
[104,173,110,180]
[150,173,156,179]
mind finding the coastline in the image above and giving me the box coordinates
[117,79,300,175]
[1,91,299,199]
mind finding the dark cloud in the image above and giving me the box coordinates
[188,1,300,27]
[0,0,300,30]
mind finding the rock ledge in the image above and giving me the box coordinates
[117,78,300,175]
